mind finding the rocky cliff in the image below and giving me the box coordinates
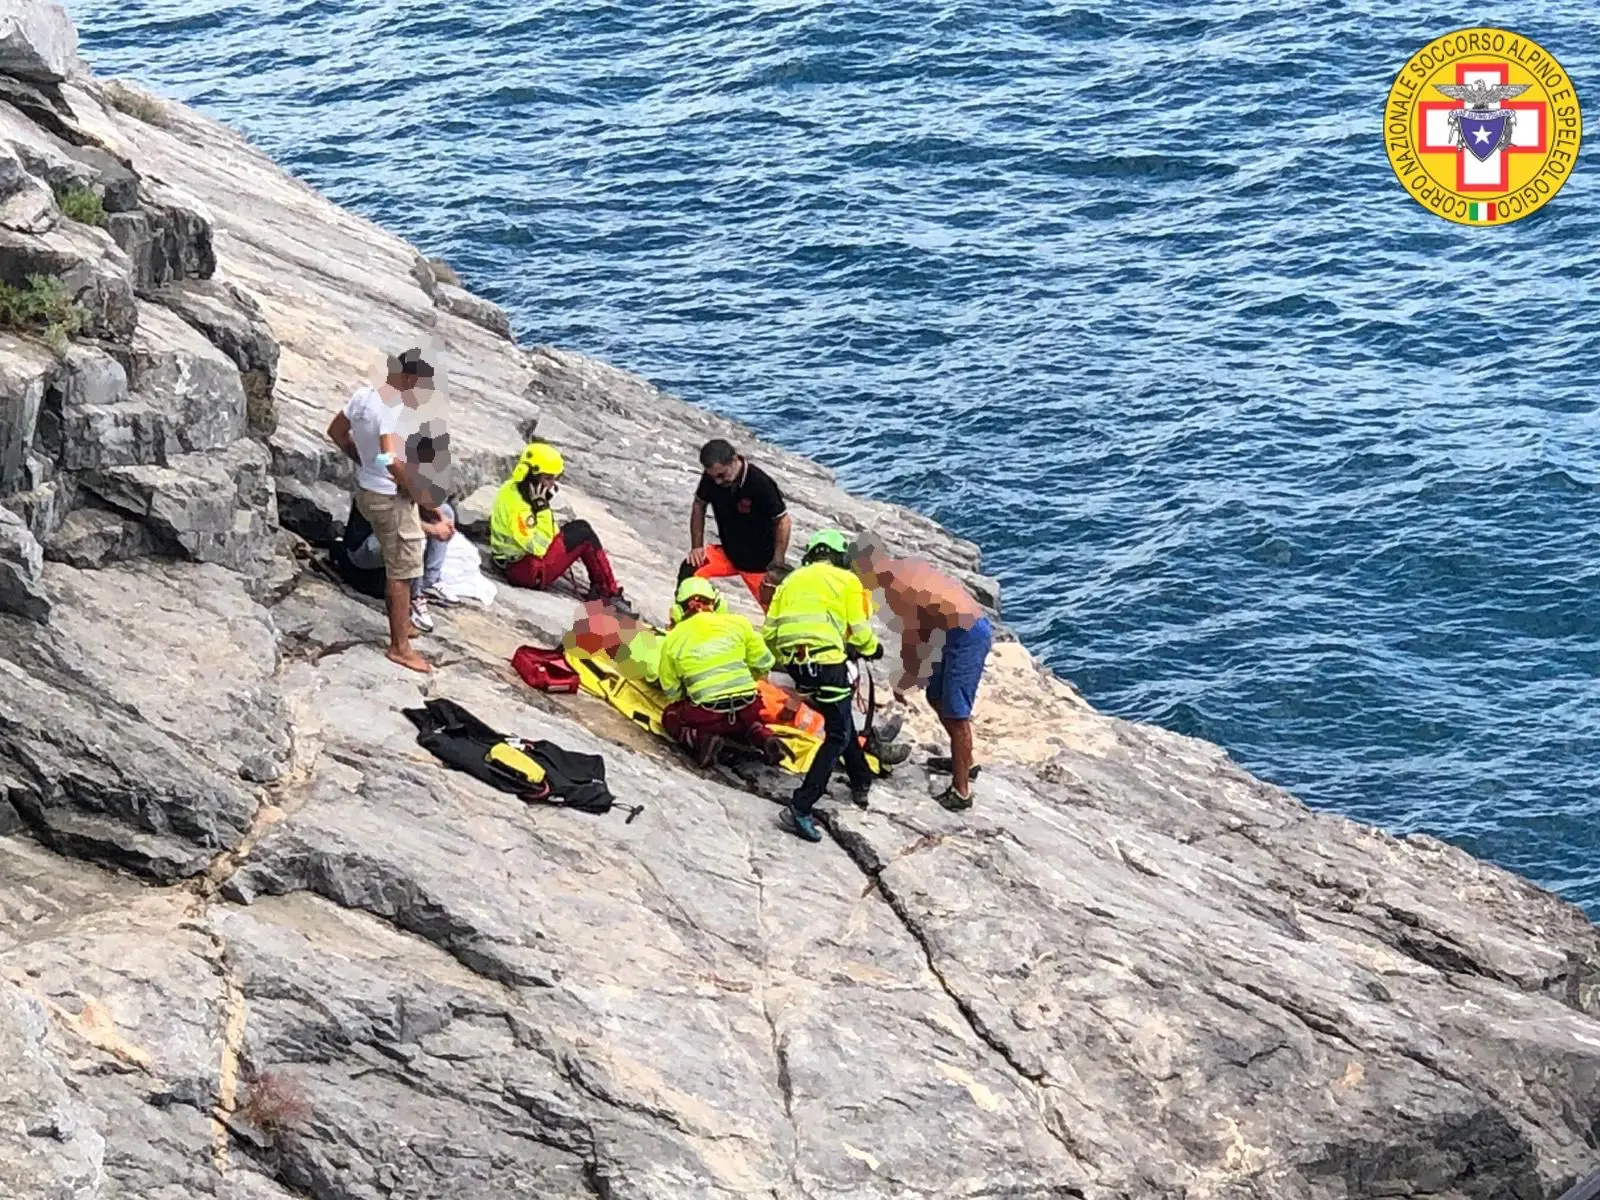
[2,6,1600,1199]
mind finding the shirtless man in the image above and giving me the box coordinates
[851,536,994,810]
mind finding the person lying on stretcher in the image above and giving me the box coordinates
[562,592,908,767]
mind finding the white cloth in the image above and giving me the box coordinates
[434,533,497,607]
[343,386,413,495]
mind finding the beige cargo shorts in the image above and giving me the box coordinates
[355,488,424,581]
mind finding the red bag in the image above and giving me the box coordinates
[512,645,582,694]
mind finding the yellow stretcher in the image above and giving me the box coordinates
[561,644,881,778]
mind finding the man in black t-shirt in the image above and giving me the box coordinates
[679,438,791,610]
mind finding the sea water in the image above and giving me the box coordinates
[68,1,1600,912]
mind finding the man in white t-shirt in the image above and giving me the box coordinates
[326,349,441,673]
[342,423,457,630]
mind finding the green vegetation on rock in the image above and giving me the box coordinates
[54,185,106,228]
[103,79,169,127]
[0,274,86,356]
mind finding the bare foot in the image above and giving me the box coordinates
[387,647,433,674]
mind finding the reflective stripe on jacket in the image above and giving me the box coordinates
[489,479,558,562]
[659,610,775,705]
[762,562,879,666]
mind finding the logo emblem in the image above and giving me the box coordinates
[1385,28,1581,225]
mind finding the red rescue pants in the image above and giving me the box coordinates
[662,695,778,754]
[504,521,620,598]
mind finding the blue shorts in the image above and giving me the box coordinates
[926,617,993,720]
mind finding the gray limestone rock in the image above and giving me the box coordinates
[106,181,216,293]
[102,208,144,275]
[0,0,78,84]
[436,281,512,340]
[153,277,279,437]
[42,504,152,567]
[452,481,496,540]
[60,141,137,212]
[53,392,167,470]
[1,473,73,541]
[0,174,53,233]
[0,502,48,619]
[0,329,57,493]
[0,106,96,199]
[0,981,105,1200]
[0,139,55,233]
[19,445,48,487]
[136,177,215,286]
[33,342,169,473]
[0,73,82,148]
[408,251,438,302]
[81,437,278,581]
[0,559,285,878]
[120,298,247,454]
[0,133,29,196]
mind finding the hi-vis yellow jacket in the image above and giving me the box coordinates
[489,480,557,563]
[763,562,879,666]
[658,610,774,705]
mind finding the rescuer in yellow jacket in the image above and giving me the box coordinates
[763,530,883,841]
[659,577,786,769]
[489,442,635,616]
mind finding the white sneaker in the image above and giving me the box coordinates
[410,595,435,634]
[421,583,454,606]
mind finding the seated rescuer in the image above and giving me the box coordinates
[489,442,636,616]
[658,577,787,770]
[851,535,993,811]
[681,438,791,610]
[763,529,883,842]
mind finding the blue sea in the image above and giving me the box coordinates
[68,2,1600,913]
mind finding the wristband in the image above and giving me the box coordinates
[374,451,395,468]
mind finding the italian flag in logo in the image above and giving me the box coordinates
[1467,201,1500,223]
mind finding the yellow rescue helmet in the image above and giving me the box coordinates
[674,576,724,611]
[511,441,564,483]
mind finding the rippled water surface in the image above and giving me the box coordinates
[67,1,1600,910]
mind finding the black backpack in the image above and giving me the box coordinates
[402,698,642,821]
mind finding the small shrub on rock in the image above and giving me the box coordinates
[55,186,107,228]
[234,1069,311,1141]
[103,80,169,127]
[428,257,461,287]
[0,275,86,357]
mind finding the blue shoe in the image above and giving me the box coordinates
[780,805,822,843]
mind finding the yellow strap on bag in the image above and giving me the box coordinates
[487,741,546,785]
